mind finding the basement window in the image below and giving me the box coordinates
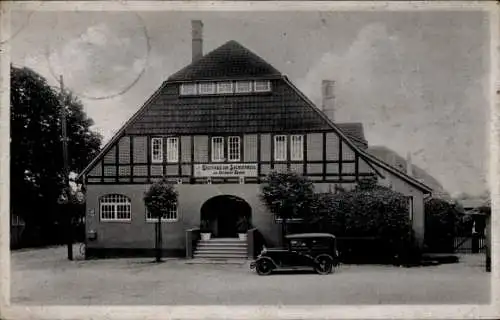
[254,80,271,92]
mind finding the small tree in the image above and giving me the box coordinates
[260,171,314,243]
[424,198,461,252]
[144,179,178,262]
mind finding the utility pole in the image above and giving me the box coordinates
[59,75,73,261]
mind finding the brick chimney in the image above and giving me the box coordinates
[192,20,203,62]
[406,151,413,177]
[321,80,335,121]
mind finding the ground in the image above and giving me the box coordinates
[11,245,490,305]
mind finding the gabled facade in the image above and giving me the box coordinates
[78,21,432,258]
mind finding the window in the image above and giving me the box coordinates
[146,203,178,222]
[290,135,304,161]
[408,196,414,221]
[274,135,287,161]
[227,136,241,162]
[166,137,179,163]
[254,80,271,92]
[211,136,225,162]
[199,82,216,95]
[100,194,131,221]
[180,83,197,95]
[151,137,163,163]
[235,81,253,93]
[217,82,233,94]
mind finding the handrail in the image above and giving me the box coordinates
[185,227,200,258]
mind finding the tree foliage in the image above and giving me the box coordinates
[260,171,315,242]
[10,65,102,234]
[143,180,179,219]
[144,179,178,262]
[424,197,462,252]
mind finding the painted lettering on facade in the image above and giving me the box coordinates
[194,163,258,177]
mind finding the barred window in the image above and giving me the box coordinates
[212,136,225,162]
[274,135,287,161]
[146,203,178,222]
[254,80,271,92]
[166,137,179,163]
[100,194,131,221]
[151,137,163,163]
[217,82,233,94]
[290,135,304,161]
[180,83,197,95]
[228,136,241,162]
[199,82,216,95]
[235,81,253,93]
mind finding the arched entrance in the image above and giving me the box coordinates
[200,195,252,238]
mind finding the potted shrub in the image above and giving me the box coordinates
[237,216,251,241]
[200,219,212,240]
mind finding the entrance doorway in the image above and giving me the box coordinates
[200,195,252,238]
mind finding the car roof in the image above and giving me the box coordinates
[285,233,336,239]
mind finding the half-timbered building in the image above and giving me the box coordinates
[78,21,432,259]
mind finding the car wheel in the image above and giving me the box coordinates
[256,259,273,276]
[314,256,333,275]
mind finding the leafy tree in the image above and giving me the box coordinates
[424,198,462,252]
[144,180,178,262]
[260,171,314,243]
[10,65,101,245]
[308,178,413,262]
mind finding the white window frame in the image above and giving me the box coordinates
[180,83,197,95]
[227,136,241,162]
[198,82,216,95]
[408,196,414,221]
[290,135,304,161]
[274,135,287,161]
[146,203,178,222]
[211,136,225,162]
[151,137,163,163]
[254,80,271,92]
[235,81,253,93]
[166,137,179,163]
[100,194,131,222]
[216,82,234,94]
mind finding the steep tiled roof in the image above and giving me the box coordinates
[168,40,282,82]
[124,79,332,135]
[336,123,368,149]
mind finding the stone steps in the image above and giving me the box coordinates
[193,237,248,260]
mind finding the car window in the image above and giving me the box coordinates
[290,240,308,251]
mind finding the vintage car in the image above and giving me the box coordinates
[250,233,340,275]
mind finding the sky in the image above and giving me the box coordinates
[10,8,491,197]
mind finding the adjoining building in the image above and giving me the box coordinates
[77,20,432,259]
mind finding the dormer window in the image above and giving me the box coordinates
[235,81,253,93]
[199,82,216,95]
[254,80,271,92]
[217,82,234,94]
[180,83,197,95]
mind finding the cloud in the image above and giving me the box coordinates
[295,23,487,195]
[46,23,148,99]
